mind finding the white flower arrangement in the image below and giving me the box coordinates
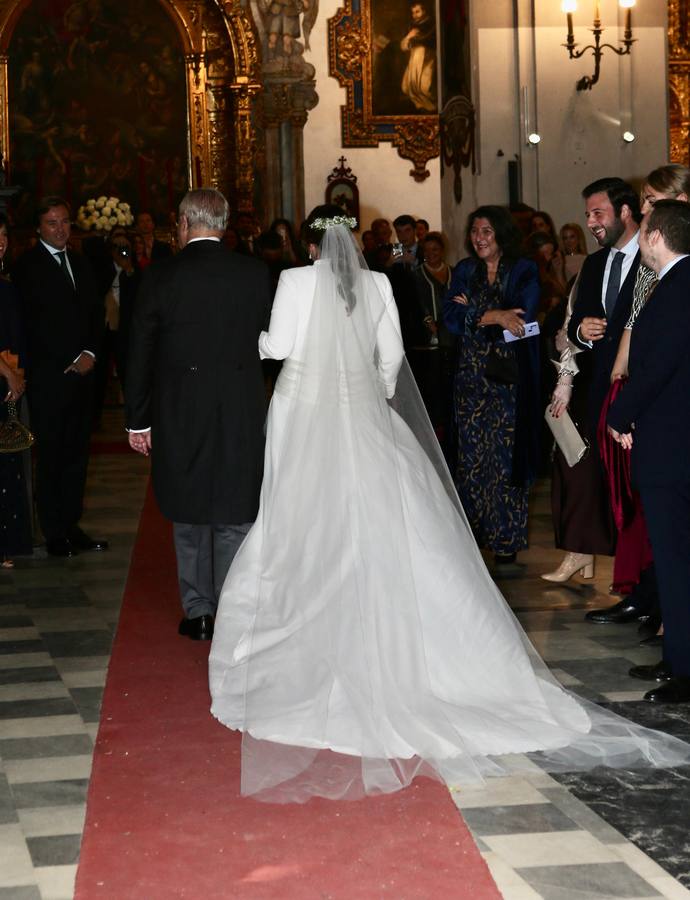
[76,196,134,232]
[311,215,357,231]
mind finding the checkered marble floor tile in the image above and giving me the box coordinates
[1,420,688,899]
[0,410,148,900]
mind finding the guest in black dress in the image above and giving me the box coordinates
[409,232,455,452]
[0,214,32,566]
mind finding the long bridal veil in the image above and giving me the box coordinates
[209,224,690,803]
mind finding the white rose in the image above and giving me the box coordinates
[95,200,105,209]
[125,213,134,225]
[116,212,126,225]
[121,203,130,211]
[95,220,104,230]
[102,206,112,217]
[109,216,118,226]
[86,199,96,208]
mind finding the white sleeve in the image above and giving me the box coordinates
[259,270,298,360]
[375,276,405,398]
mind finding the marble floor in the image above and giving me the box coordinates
[0,409,689,899]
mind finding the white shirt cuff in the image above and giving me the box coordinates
[575,325,593,349]
[126,427,151,433]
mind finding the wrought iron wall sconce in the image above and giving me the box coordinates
[562,0,636,91]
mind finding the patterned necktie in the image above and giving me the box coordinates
[55,250,75,289]
[604,250,623,319]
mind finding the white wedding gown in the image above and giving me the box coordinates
[209,244,690,803]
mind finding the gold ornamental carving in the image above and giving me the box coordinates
[668,0,690,167]
[0,0,262,208]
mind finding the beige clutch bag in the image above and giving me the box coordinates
[544,407,588,467]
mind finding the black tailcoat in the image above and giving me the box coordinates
[126,239,271,525]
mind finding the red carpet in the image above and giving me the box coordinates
[75,486,500,899]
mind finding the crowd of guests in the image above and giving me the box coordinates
[1,172,688,703]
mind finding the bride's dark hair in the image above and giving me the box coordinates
[301,204,352,246]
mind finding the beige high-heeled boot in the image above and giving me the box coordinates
[541,552,594,582]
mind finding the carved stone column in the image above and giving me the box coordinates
[261,78,318,226]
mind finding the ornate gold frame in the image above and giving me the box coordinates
[328,0,439,182]
[0,0,261,209]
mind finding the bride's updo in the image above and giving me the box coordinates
[301,203,353,246]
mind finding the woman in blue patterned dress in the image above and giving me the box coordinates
[444,206,540,565]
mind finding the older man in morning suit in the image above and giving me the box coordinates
[566,177,659,626]
[608,200,690,704]
[14,197,108,557]
[126,189,271,641]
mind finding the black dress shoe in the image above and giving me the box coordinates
[637,612,662,641]
[69,528,109,552]
[178,614,214,641]
[46,538,77,557]
[584,599,649,624]
[494,553,517,565]
[629,660,673,682]
[639,634,663,647]
[644,677,690,704]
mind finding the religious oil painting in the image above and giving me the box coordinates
[329,0,440,181]
[8,0,189,224]
[371,0,437,116]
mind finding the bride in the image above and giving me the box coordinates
[209,205,690,802]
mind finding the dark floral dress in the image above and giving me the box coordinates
[444,257,541,556]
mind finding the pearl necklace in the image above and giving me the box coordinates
[424,261,447,272]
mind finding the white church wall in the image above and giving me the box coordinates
[443,0,668,254]
[299,0,666,252]
[301,0,442,233]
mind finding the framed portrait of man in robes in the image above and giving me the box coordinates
[328,0,440,181]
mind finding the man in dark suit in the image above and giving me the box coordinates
[566,177,657,625]
[14,197,108,556]
[126,189,271,641]
[607,199,690,703]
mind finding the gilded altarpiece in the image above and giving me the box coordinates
[0,0,262,217]
[669,0,690,166]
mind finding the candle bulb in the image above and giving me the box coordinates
[561,0,577,46]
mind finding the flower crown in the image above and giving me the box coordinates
[311,215,357,231]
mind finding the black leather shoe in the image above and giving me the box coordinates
[629,660,673,682]
[639,634,663,647]
[69,528,109,552]
[46,538,77,557]
[178,614,214,641]
[494,553,517,565]
[637,613,662,641]
[585,599,649,624]
[644,677,690,704]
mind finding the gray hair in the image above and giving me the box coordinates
[179,188,229,233]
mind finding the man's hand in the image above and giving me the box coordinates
[64,353,95,375]
[580,317,607,342]
[128,430,152,456]
[607,425,633,450]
